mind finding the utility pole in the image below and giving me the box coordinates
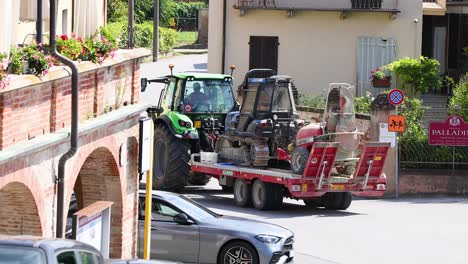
[36,0,43,44]
[153,0,160,62]
[128,0,135,48]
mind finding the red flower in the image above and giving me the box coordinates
[371,70,375,74]
[71,32,76,38]
[60,35,68,40]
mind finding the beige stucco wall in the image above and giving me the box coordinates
[208,0,423,95]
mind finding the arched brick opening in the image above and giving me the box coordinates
[74,147,123,258]
[0,182,42,236]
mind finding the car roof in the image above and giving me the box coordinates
[137,188,181,200]
[170,73,232,80]
[0,235,100,253]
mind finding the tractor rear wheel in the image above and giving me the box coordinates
[152,124,190,191]
[290,147,310,175]
[188,172,211,186]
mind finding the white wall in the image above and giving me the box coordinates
[209,0,423,95]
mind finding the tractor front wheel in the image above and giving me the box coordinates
[152,124,190,191]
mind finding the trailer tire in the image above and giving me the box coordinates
[323,192,352,210]
[188,172,211,186]
[233,179,252,207]
[152,124,190,191]
[252,180,283,210]
[290,147,310,175]
[303,198,323,208]
[337,192,352,210]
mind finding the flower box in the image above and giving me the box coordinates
[372,77,391,88]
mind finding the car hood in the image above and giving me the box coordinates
[201,215,293,238]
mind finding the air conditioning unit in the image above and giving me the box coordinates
[351,0,383,9]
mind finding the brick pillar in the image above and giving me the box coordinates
[131,61,140,104]
[370,94,396,197]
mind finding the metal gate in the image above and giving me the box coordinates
[357,36,396,97]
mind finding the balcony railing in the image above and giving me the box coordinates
[235,0,399,11]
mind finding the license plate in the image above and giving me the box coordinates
[331,184,345,191]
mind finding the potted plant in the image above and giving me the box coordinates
[370,67,391,88]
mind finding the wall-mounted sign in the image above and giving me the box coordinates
[429,115,468,146]
[73,201,113,259]
[139,117,152,173]
[379,123,395,148]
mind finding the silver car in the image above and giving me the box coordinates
[137,190,294,264]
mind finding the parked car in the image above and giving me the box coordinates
[137,190,295,264]
[0,235,104,264]
[0,235,179,264]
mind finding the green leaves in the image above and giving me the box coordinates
[449,75,468,121]
[386,56,441,95]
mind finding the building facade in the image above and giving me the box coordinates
[208,0,423,96]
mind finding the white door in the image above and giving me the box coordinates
[433,27,447,74]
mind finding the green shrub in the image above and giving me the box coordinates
[387,56,441,96]
[174,2,207,18]
[56,34,83,61]
[297,93,325,109]
[449,74,468,121]
[159,27,177,54]
[107,0,127,22]
[354,93,372,114]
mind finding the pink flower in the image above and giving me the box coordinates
[77,37,83,43]
[98,56,104,63]
[71,32,76,38]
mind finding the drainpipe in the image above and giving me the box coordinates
[221,0,227,74]
[128,0,135,48]
[50,0,79,238]
[36,0,43,44]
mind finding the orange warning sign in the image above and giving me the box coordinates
[388,115,405,132]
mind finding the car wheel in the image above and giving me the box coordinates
[233,179,252,207]
[252,180,283,210]
[218,241,259,264]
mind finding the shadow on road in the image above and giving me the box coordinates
[182,186,365,219]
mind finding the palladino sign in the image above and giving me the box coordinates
[429,115,468,146]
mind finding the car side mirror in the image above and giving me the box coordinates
[141,78,148,92]
[173,213,192,225]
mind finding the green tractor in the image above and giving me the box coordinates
[141,65,238,191]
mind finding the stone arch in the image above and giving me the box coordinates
[73,147,123,258]
[0,182,42,236]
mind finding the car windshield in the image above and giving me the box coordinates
[165,194,221,220]
[0,245,46,264]
[183,79,234,113]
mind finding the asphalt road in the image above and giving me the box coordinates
[183,180,468,264]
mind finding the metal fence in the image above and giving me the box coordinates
[399,106,468,170]
[176,17,198,32]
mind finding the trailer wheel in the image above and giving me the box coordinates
[323,192,352,210]
[290,147,310,175]
[188,172,211,186]
[233,179,252,207]
[252,180,283,210]
[303,198,323,208]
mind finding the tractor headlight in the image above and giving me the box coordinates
[255,235,281,244]
[179,120,191,128]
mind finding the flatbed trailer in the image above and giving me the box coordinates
[191,142,391,210]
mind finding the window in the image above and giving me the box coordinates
[162,78,176,110]
[62,9,69,35]
[79,251,100,264]
[0,245,46,264]
[139,198,182,222]
[57,251,77,264]
[182,80,234,113]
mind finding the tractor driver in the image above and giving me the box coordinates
[185,82,208,109]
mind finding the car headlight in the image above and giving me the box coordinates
[255,234,282,244]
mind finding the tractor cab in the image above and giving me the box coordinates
[225,71,301,156]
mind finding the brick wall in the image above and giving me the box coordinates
[0,49,147,150]
[0,48,149,258]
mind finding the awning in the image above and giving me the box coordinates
[423,1,447,16]
[0,0,13,54]
[74,0,105,38]
[19,0,50,22]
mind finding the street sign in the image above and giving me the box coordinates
[388,89,405,106]
[388,115,405,132]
